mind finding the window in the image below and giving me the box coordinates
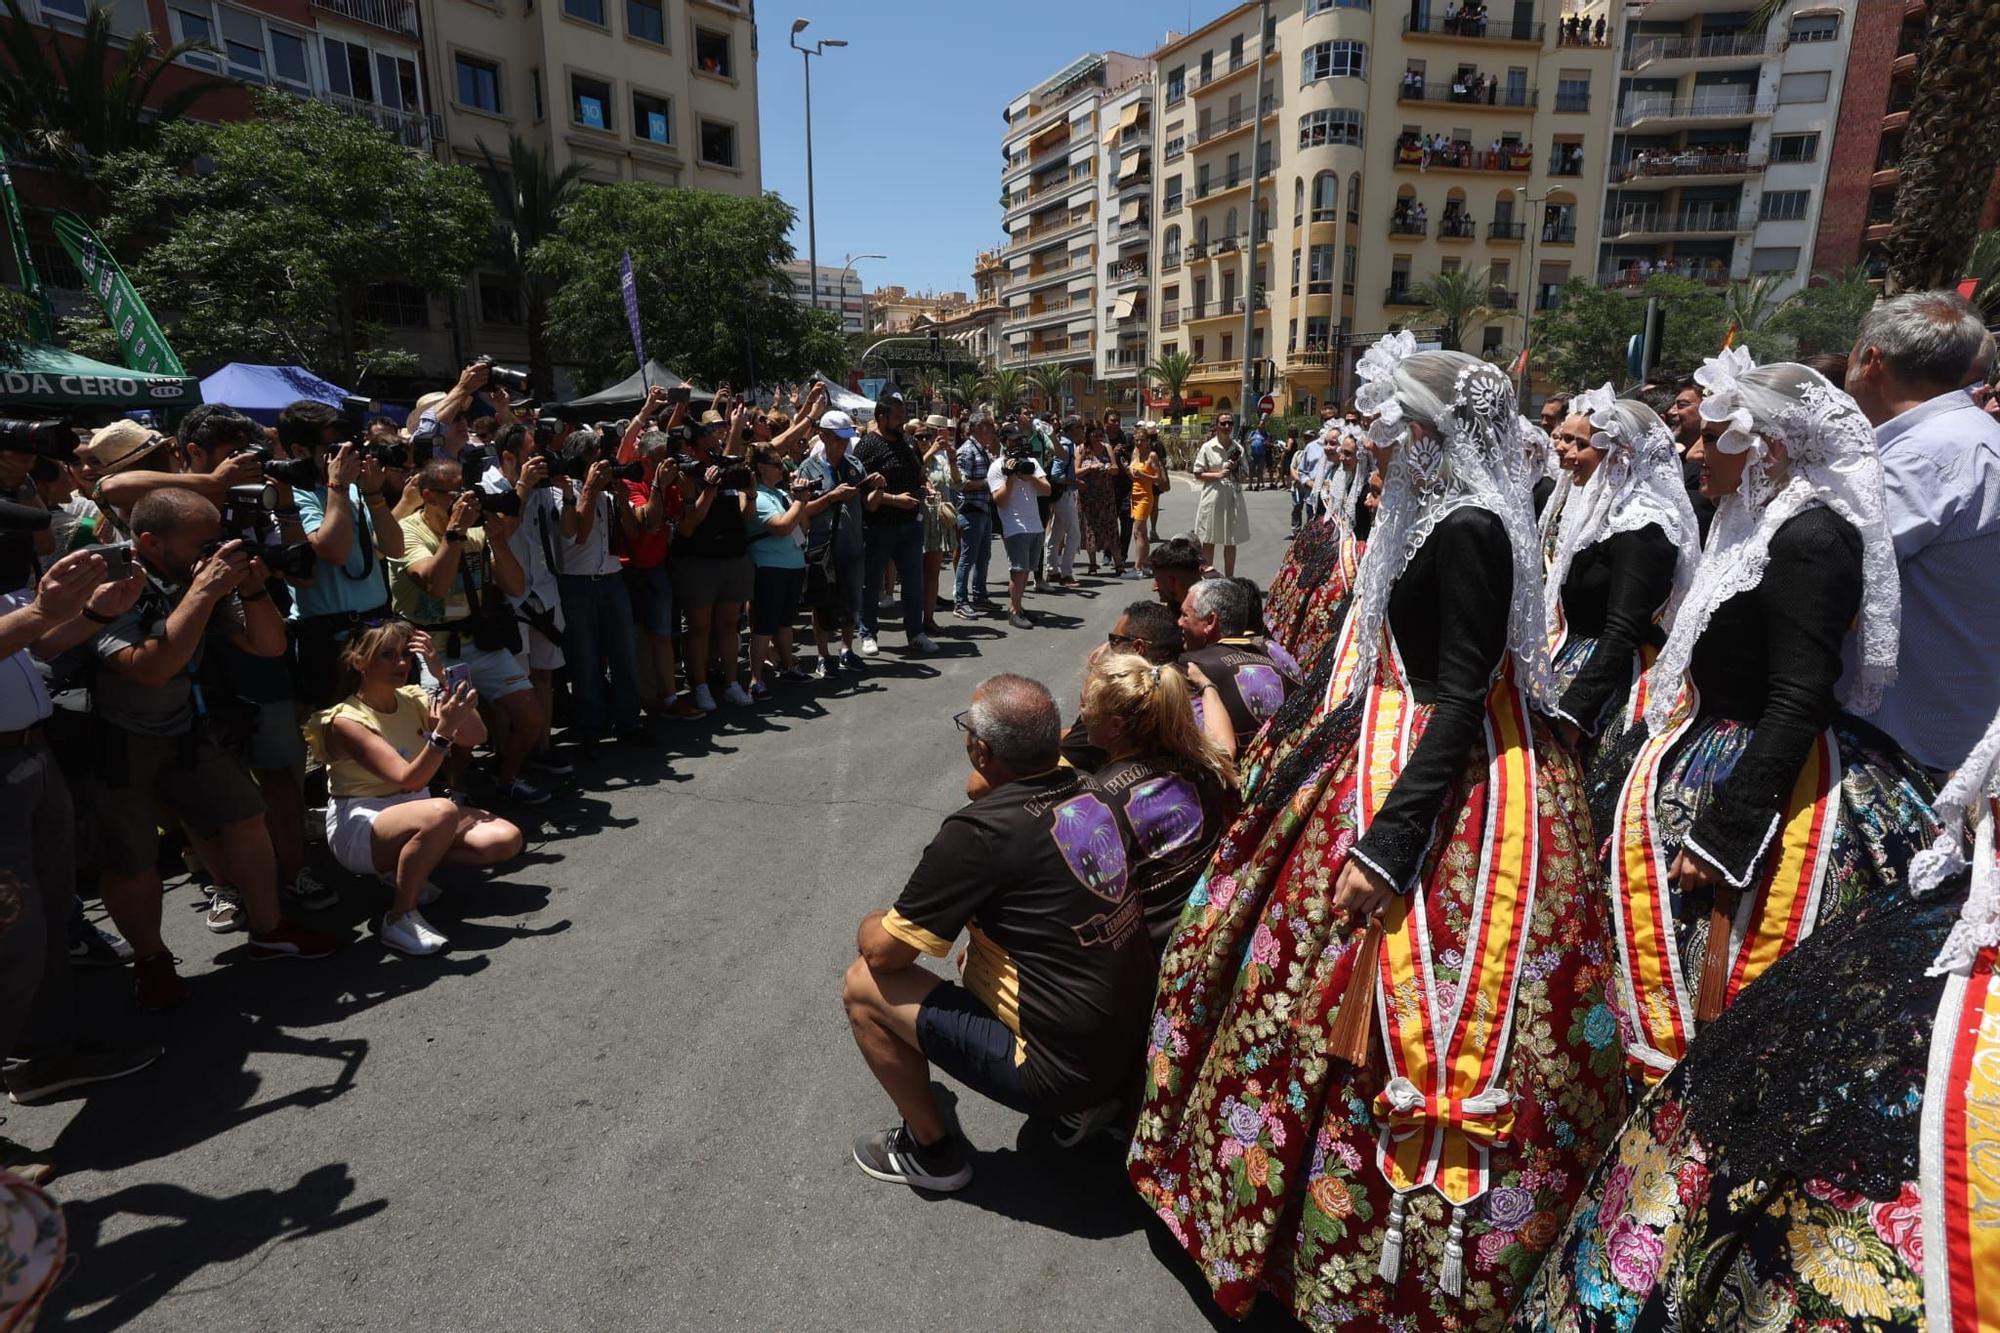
[1348,173,1361,221]
[1299,109,1364,148]
[1343,245,1357,282]
[1293,176,1305,223]
[699,119,737,167]
[1772,132,1820,163]
[563,0,603,23]
[1302,40,1367,83]
[633,90,671,144]
[1482,326,1504,354]
[171,6,217,69]
[1789,11,1839,41]
[1777,71,1830,104]
[455,54,501,112]
[478,277,521,326]
[1555,74,1589,112]
[218,7,265,80]
[1163,225,1181,264]
[1308,243,1335,294]
[531,67,543,120]
[323,35,371,101]
[1230,34,1244,69]
[364,283,429,328]
[1307,0,1370,11]
[269,29,308,92]
[695,28,732,76]
[1199,51,1212,83]
[1751,246,1801,274]
[572,73,612,130]
[1311,170,1337,221]
[626,0,662,43]
[1760,189,1810,222]
[1166,66,1186,103]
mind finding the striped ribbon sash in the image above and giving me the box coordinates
[1351,640,1540,1297]
[1608,701,1841,1084]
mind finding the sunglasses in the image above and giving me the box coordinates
[1106,631,1148,651]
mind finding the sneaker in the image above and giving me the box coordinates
[692,683,718,712]
[851,1123,973,1192]
[858,636,881,657]
[814,655,841,681]
[778,666,814,682]
[503,778,552,806]
[377,872,443,907]
[660,695,706,719]
[1050,1098,1123,1149]
[910,633,939,654]
[722,682,754,707]
[285,868,340,912]
[953,602,979,620]
[0,1134,54,1185]
[748,679,771,701]
[248,921,342,960]
[1060,575,1079,587]
[1009,612,1033,630]
[530,751,576,778]
[132,953,188,1012]
[6,1040,163,1106]
[205,888,245,934]
[1118,568,1144,580]
[70,924,133,968]
[839,649,865,672]
[381,909,447,957]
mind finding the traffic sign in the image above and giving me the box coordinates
[1258,394,1276,415]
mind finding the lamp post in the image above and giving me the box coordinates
[1515,185,1550,401]
[841,251,885,337]
[790,19,847,316]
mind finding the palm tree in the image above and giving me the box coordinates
[1724,274,1788,335]
[1963,227,2000,321]
[978,367,1027,414]
[948,371,983,412]
[0,0,231,174]
[909,368,945,414]
[1146,348,1197,424]
[477,133,589,394]
[1026,363,1072,417]
[1410,268,1496,352]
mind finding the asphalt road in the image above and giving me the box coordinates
[33,483,1306,1332]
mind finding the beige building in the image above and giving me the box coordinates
[1147,0,1617,418]
[868,286,974,334]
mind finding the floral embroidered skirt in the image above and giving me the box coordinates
[1511,872,1966,1331]
[1130,694,1628,1332]
[1548,636,1643,773]
[1264,522,1360,682]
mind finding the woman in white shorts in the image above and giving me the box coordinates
[313,621,524,957]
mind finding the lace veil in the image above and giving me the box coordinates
[1640,357,1897,732]
[1914,704,2000,974]
[1347,342,1555,708]
[1543,384,1702,635]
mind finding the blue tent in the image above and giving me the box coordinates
[198,363,350,423]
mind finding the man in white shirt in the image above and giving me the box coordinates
[550,429,644,743]
[481,423,577,772]
[987,424,1052,629]
[1844,289,2000,773]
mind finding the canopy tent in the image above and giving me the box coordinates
[198,363,349,423]
[0,342,198,412]
[814,374,874,424]
[559,360,711,414]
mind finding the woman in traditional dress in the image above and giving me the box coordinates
[1514,703,2000,1333]
[1075,423,1122,576]
[1265,425,1373,677]
[1543,387,1699,767]
[1587,355,1938,1092]
[1192,413,1253,576]
[1131,339,1625,1332]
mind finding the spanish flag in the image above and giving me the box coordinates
[1510,344,1530,378]
[1721,320,1739,350]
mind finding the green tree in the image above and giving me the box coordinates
[534,182,845,390]
[1025,363,1073,415]
[86,90,492,383]
[0,0,231,175]
[1642,275,1734,374]
[1410,267,1495,352]
[1962,228,2000,321]
[1722,274,1798,361]
[1878,0,2000,292]
[1771,266,1878,358]
[477,134,587,396]
[948,371,983,411]
[1146,349,1197,422]
[978,367,1027,414]
[1529,279,1641,390]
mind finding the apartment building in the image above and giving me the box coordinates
[1098,72,1158,406]
[997,51,1154,414]
[780,262,867,336]
[1597,0,1853,300]
[1146,0,1618,419]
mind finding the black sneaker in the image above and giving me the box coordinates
[851,1122,973,1192]
[69,923,134,968]
[5,1040,163,1106]
[530,751,575,778]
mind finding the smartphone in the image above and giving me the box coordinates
[667,385,692,406]
[443,663,472,694]
[76,542,133,580]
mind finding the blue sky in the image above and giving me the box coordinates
[754,0,1189,296]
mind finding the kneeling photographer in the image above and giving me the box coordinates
[387,458,548,805]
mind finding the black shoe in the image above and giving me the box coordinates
[530,751,575,778]
[69,923,134,968]
[5,1040,163,1106]
[851,1122,973,1191]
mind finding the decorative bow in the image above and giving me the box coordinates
[1371,1077,1517,1148]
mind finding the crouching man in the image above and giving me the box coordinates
[842,673,1157,1191]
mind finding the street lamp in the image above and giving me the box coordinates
[1515,185,1550,400]
[790,19,847,315]
[841,251,885,335]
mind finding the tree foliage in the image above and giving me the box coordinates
[88,90,492,383]
[534,183,845,391]
[1146,348,1196,418]
[1880,0,2000,293]
[1770,266,1878,358]
[978,368,1026,414]
[1025,363,1073,415]
[477,133,587,394]
[1411,267,1495,352]
[1531,274,1804,390]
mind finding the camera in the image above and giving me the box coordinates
[1002,446,1036,476]
[246,444,322,489]
[0,419,72,461]
[714,456,753,491]
[475,355,531,394]
[0,498,52,534]
[474,487,522,519]
[219,484,317,580]
[363,439,410,468]
[336,393,373,443]
[609,460,646,484]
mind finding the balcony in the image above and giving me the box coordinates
[1160,253,1182,274]
[1162,195,1184,217]
[1610,149,1764,183]
[1108,257,1149,285]
[1104,347,1148,371]
[1018,342,1094,368]
[1161,307,1181,329]
[1005,174,1090,220]
[1186,239,1210,260]
[1195,107,1265,146]
[1118,214,1152,238]
[1617,94,1776,128]
[1489,219,1526,241]
[1598,258,1732,288]
[1439,215,1477,240]
[1549,148,1587,176]
[1191,45,1280,96]
[1396,79,1538,109]
[1604,207,1748,239]
[1872,166,1901,190]
[1005,209,1095,253]
[1624,33,1787,70]
[1385,286,1423,306]
[316,91,438,148]
[1394,139,1531,174]
[1003,258,1071,292]
[1194,170,1252,201]
[1554,92,1590,112]
[308,0,417,35]
[1190,358,1244,381]
[1404,14,1544,43]
[1163,139,1186,164]
[1487,288,1519,309]
[1389,215,1428,238]
[1288,347,1337,370]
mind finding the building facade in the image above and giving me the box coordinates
[1146,0,1618,421]
[1098,71,1157,408]
[998,51,1154,414]
[1597,0,1855,301]
[780,262,867,336]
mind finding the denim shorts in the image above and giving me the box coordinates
[417,643,532,700]
[1002,531,1045,574]
[915,982,1033,1114]
[623,562,676,637]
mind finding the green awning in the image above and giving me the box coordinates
[0,342,200,410]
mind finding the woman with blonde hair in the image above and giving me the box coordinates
[1078,650,1236,954]
[315,619,524,957]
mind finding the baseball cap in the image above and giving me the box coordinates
[81,419,167,474]
[817,409,857,439]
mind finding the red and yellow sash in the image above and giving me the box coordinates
[1922,802,2000,1333]
[1608,693,1842,1083]
[1349,634,1540,1295]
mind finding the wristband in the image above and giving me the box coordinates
[445,530,466,542]
[240,587,270,602]
[80,606,115,625]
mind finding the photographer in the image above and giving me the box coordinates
[388,458,548,805]
[90,417,264,526]
[854,390,933,657]
[0,422,62,593]
[403,360,492,470]
[92,490,344,1010]
[1191,414,1252,577]
[746,446,810,697]
[670,412,754,711]
[554,429,645,744]
[481,423,579,763]
[986,423,1051,630]
[950,411,997,617]
[795,411,868,678]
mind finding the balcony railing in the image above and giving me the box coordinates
[1395,139,1532,173]
[1160,253,1182,273]
[1540,222,1577,243]
[1599,259,1733,287]
[1385,286,1422,305]
[1195,170,1251,199]
[1554,92,1589,112]
[1162,195,1184,216]
[1439,216,1477,239]
[1397,80,1538,108]
[1108,258,1148,282]
[1617,94,1776,127]
[1489,219,1526,240]
[1625,33,1788,68]
[317,91,438,148]
[1610,150,1764,182]
[1605,208,1747,237]
[1389,216,1428,237]
[1118,215,1152,237]
[1105,347,1148,369]
[1186,240,1210,259]
[1549,149,1587,176]
[308,0,417,35]
[1006,210,1094,250]
[1488,288,1519,309]
[1405,14,1544,42]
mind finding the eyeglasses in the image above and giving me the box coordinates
[1106,631,1147,651]
[952,709,977,738]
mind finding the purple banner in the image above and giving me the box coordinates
[619,252,645,369]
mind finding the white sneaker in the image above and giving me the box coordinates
[910,633,938,653]
[205,887,245,934]
[378,872,442,906]
[692,683,719,712]
[381,909,447,957]
[721,682,753,707]
[858,636,881,657]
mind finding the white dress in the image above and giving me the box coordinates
[1192,438,1251,547]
